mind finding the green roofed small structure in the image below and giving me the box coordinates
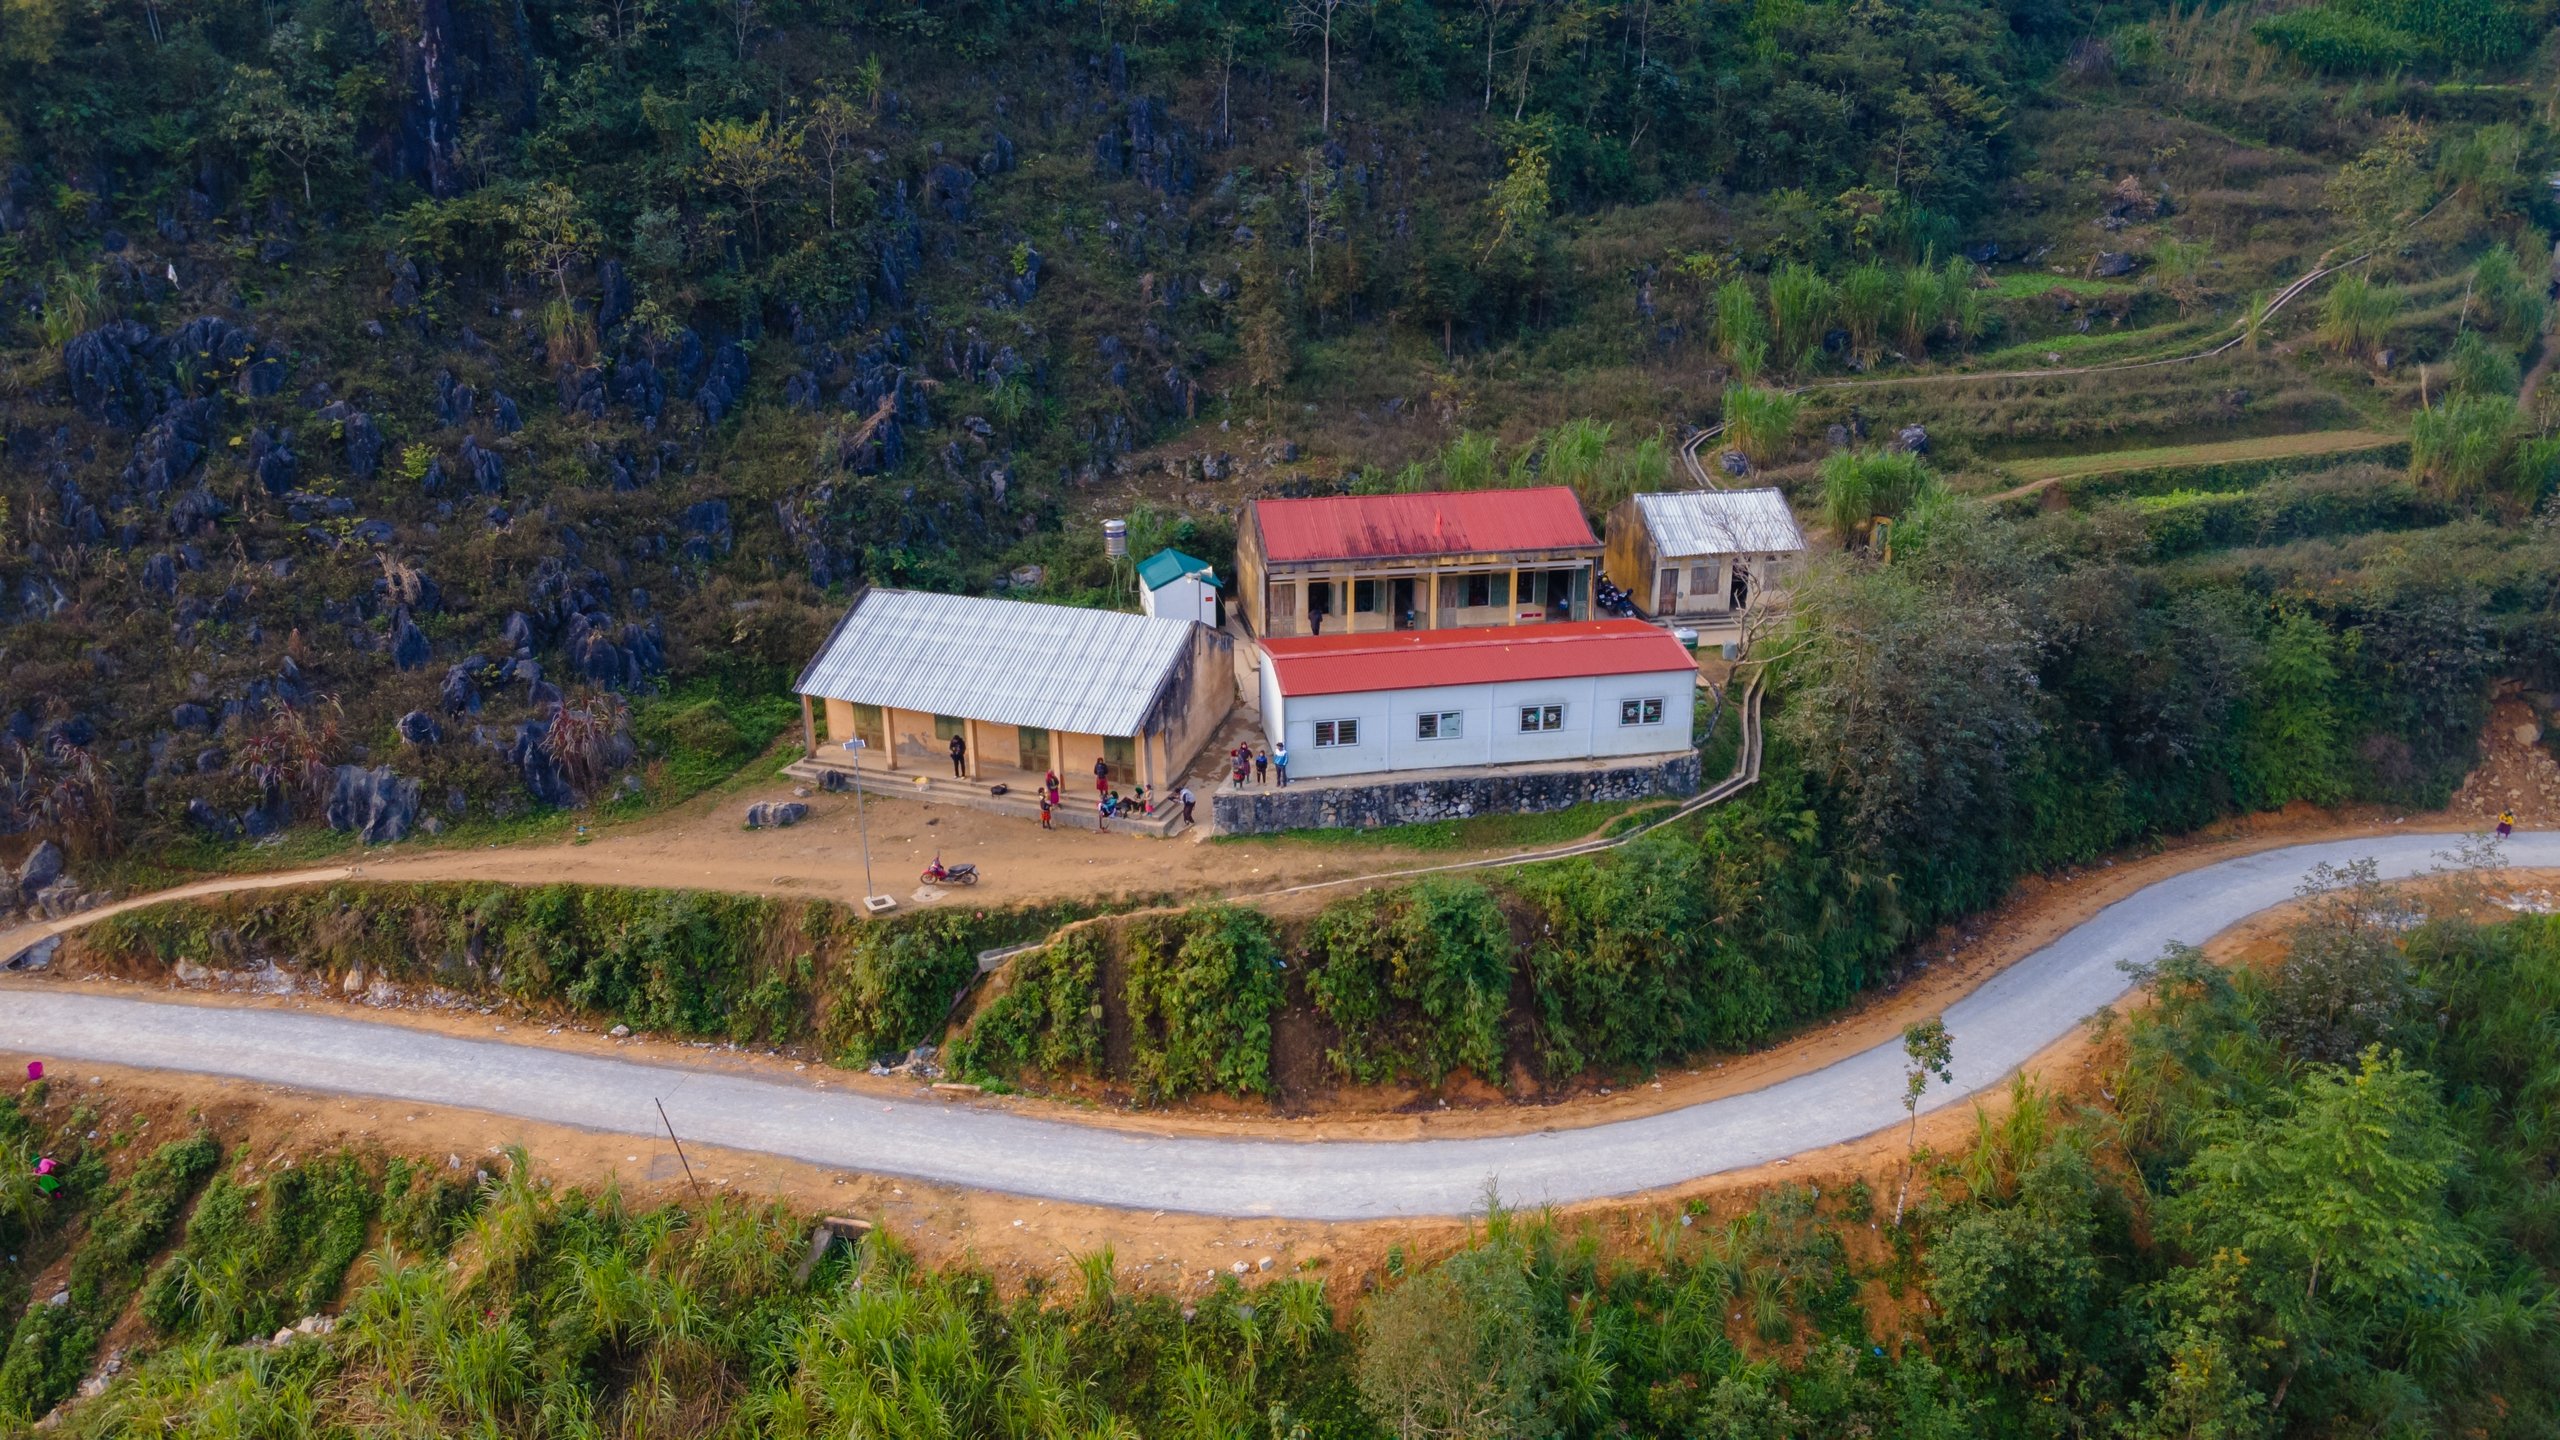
[1137,548,1221,626]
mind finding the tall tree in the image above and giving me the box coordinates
[220,65,348,207]
[694,114,805,256]
[1290,0,1348,134]
[1895,1017,1954,1224]
[801,85,866,232]
[503,181,598,310]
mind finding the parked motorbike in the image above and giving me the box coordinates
[920,855,980,886]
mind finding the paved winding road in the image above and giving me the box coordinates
[0,832,2536,1219]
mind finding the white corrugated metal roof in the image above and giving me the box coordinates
[796,590,1200,737]
[1635,489,1807,557]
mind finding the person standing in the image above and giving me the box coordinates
[1179,784,1196,828]
[1039,792,1053,829]
[948,731,968,778]
[1254,749,1269,785]
[1093,754,1111,799]
[2499,808,2516,838]
[1274,740,1289,787]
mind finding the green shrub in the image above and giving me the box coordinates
[0,1134,218,1423]
[79,884,1108,1063]
[1123,905,1283,1102]
[824,912,988,1063]
[1304,880,1514,1086]
[379,1157,479,1257]
[948,928,1105,1081]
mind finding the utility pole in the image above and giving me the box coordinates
[654,1097,705,1199]
[843,737,877,902]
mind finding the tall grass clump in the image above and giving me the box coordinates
[1715,277,1769,379]
[2318,273,2399,362]
[2410,393,2524,501]
[1767,262,1835,373]
[1720,384,1801,464]
[2470,243,2548,338]
[1818,448,1944,543]
[1835,261,1898,365]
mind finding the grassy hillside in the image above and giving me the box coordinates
[1,0,2551,877]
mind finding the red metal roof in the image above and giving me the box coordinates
[1263,620,1696,697]
[1253,487,1599,564]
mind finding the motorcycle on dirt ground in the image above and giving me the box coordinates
[920,854,979,886]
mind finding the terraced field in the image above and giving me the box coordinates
[1987,428,2403,493]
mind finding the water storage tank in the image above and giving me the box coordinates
[1102,518,1128,558]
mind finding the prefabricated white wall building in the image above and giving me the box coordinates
[1258,620,1698,781]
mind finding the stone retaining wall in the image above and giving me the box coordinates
[1212,751,1700,836]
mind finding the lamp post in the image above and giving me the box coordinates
[842,737,877,903]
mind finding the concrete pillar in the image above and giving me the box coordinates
[963,717,981,780]
[1510,568,1526,624]
[800,695,816,757]
[1426,571,1441,629]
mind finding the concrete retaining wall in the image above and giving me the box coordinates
[1212,751,1699,836]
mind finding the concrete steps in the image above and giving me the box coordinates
[782,758,1187,837]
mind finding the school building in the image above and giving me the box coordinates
[792,588,1233,797]
[1233,487,1603,638]
[1255,619,1699,781]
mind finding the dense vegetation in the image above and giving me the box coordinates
[74,880,1117,1062]
[12,856,2560,1435]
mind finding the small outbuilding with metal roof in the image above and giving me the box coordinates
[1136,547,1221,627]
[794,587,1233,793]
[1603,489,1808,625]
[1257,619,1697,781]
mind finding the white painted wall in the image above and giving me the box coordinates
[1265,665,1696,780]
[1142,574,1219,627]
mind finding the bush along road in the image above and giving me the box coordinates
[2,830,2541,1220]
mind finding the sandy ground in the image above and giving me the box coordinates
[355,774,1439,907]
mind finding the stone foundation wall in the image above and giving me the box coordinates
[1212,751,1700,836]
